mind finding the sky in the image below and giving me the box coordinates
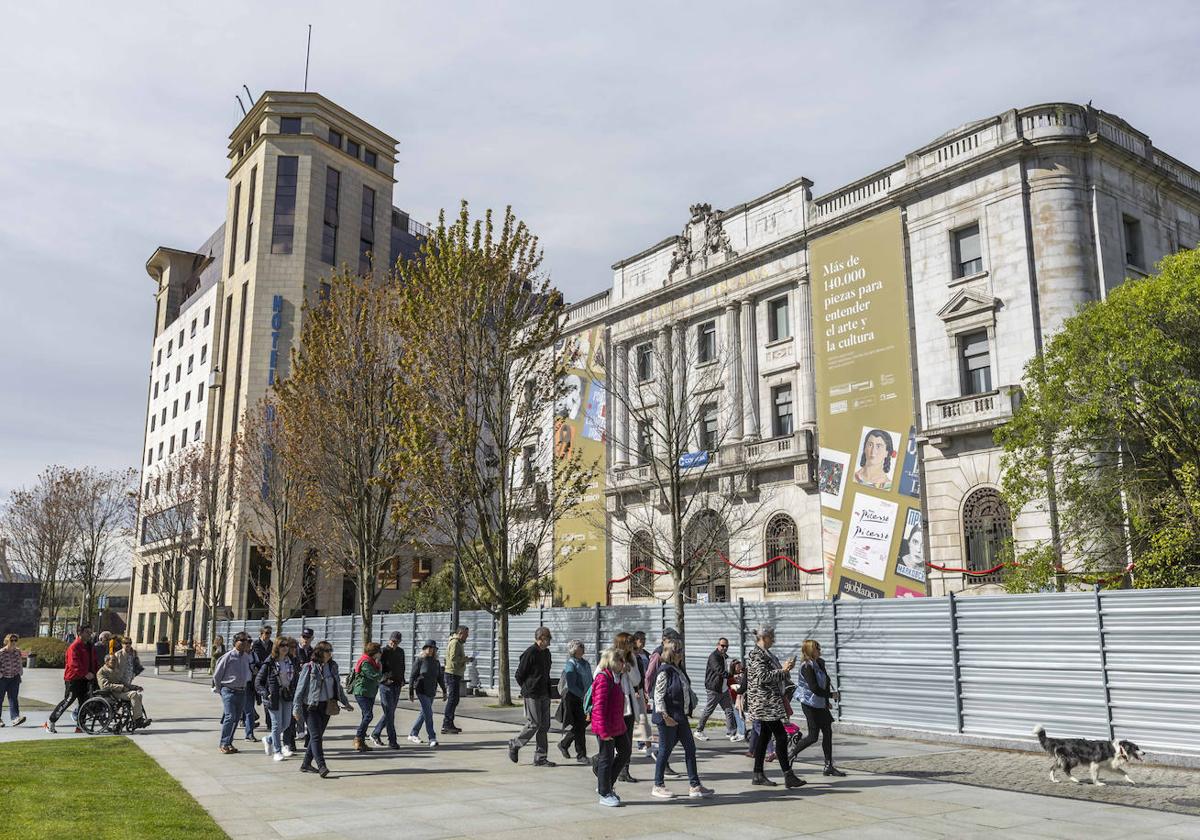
[1,0,1198,501]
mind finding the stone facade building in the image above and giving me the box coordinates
[585,102,1200,605]
[130,93,428,648]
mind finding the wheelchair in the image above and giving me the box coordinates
[77,688,150,735]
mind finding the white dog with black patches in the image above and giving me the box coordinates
[1034,724,1144,785]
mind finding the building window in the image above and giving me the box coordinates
[194,420,202,441]
[175,364,181,383]
[523,379,536,410]
[629,531,656,599]
[144,481,150,499]
[172,399,178,419]
[768,295,790,342]
[161,407,167,424]
[697,320,716,363]
[156,349,161,367]
[184,392,191,410]
[359,186,376,274]
[244,165,257,263]
[962,487,1013,584]
[280,117,301,134]
[200,344,207,364]
[765,513,802,592]
[168,435,175,455]
[328,128,342,149]
[346,138,360,158]
[187,355,194,374]
[203,307,210,327]
[321,167,340,265]
[636,343,654,381]
[271,156,299,255]
[197,383,205,403]
[771,384,793,437]
[146,612,157,644]
[190,318,197,338]
[637,420,653,465]
[522,445,536,485]
[1123,215,1144,268]
[959,330,992,395]
[698,402,718,452]
[163,374,169,392]
[952,223,983,278]
[150,415,156,432]
[178,329,183,346]
[167,339,172,356]
[157,442,163,461]
[147,448,153,466]
[364,149,377,168]
[228,182,241,276]
[153,381,159,399]
[136,612,146,643]
[181,427,188,446]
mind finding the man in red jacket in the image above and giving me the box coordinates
[45,625,96,733]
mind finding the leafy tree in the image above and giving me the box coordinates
[276,270,422,646]
[391,203,594,705]
[997,248,1200,590]
[1,466,75,634]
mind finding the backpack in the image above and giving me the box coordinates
[344,659,361,693]
[583,680,596,717]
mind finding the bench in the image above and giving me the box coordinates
[153,654,212,676]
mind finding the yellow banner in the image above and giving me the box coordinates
[552,326,608,606]
[810,209,926,599]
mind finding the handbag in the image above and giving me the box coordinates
[325,698,340,716]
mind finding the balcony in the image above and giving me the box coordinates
[925,385,1021,447]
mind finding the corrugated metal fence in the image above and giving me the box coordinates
[216,586,1200,759]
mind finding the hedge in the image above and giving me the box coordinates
[22,637,68,668]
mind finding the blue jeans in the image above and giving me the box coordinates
[655,720,701,787]
[267,697,292,755]
[410,692,436,740]
[0,677,19,719]
[243,680,257,738]
[355,695,375,739]
[372,683,399,745]
[220,688,247,748]
[442,674,461,729]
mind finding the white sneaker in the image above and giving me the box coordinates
[407,734,421,744]
[273,752,285,762]
[598,794,622,807]
[264,738,272,755]
[689,785,715,799]
[642,746,653,759]
[281,747,293,758]
[730,733,745,742]
[695,729,708,741]
[651,785,675,799]
[430,739,439,748]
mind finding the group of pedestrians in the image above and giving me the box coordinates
[41,624,149,734]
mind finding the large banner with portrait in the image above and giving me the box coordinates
[810,209,927,598]
[552,325,608,606]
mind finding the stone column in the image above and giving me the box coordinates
[740,297,760,440]
[795,279,817,425]
[672,321,688,452]
[725,301,744,442]
[613,337,629,466]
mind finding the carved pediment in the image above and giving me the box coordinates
[668,202,737,281]
[937,288,1000,323]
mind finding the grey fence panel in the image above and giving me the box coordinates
[836,596,957,731]
[683,602,741,677]
[1102,588,1200,755]
[601,605,661,651]
[957,592,1107,740]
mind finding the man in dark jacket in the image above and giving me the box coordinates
[296,628,314,665]
[370,631,406,748]
[46,625,96,733]
[508,626,554,767]
[694,637,736,740]
[244,625,272,741]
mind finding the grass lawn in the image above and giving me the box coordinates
[0,738,227,839]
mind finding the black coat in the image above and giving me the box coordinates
[515,644,551,699]
[704,649,728,693]
[379,645,406,686]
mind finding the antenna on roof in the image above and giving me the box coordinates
[303,24,312,91]
[235,95,247,117]
[243,85,254,106]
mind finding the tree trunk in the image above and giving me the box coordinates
[673,584,686,643]
[496,610,512,706]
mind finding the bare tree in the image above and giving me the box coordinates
[185,439,238,663]
[139,453,198,669]
[62,467,137,628]
[605,330,773,638]
[276,270,422,646]
[392,203,595,705]
[237,395,307,635]
[1,466,75,634]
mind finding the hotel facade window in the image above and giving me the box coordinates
[771,383,793,437]
[270,156,299,254]
[959,330,992,395]
[698,402,718,452]
[244,166,257,263]
[359,187,376,274]
[952,224,983,278]
[767,295,790,342]
[697,320,716,363]
[636,343,654,381]
[321,167,340,264]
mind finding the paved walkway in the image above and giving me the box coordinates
[13,669,1200,840]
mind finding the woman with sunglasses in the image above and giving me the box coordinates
[0,634,26,727]
[293,641,352,777]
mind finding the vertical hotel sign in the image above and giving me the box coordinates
[810,209,926,599]
[552,325,608,606]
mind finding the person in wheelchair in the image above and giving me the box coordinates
[97,654,151,729]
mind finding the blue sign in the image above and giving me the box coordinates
[679,451,709,469]
[268,295,284,385]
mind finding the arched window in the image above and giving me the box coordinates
[962,487,1013,584]
[684,509,730,603]
[629,531,656,599]
[765,513,801,592]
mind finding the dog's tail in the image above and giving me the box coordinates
[1033,724,1048,748]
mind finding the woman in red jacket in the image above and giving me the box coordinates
[590,647,630,808]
